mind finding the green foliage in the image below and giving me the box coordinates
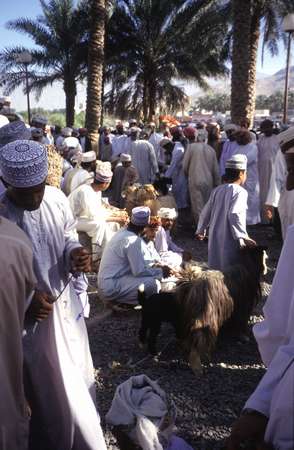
[0,0,90,123]
[255,91,294,113]
[193,93,231,113]
[104,0,230,120]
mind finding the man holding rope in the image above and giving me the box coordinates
[0,140,107,450]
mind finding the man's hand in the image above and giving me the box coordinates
[70,247,91,273]
[195,233,205,241]
[225,411,268,450]
[243,238,257,248]
[264,205,273,221]
[27,291,55,322]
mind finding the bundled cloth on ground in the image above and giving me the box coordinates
[106,374,193,450]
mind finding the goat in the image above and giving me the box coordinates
[138,246,267,372]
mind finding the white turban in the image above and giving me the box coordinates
[158,207,177,220]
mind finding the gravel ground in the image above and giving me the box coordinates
[87,224,282,450]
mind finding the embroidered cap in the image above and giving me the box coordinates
[131,206,151,226]
[81,150,96,163]
[0,120,31,147]
[0,140,48,187]
[225,154,247,170]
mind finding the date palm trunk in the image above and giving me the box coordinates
[64,76,77,127]
[85,0,106,154]
[231,0,262,127]
[230,0,252,126]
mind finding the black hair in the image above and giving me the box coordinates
[153,178,168,196]
[127,222,145,235]
[224,168,245,182]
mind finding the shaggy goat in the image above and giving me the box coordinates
[138,246,267,371]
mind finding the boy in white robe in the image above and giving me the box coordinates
[155,207,191,267]
[196,154,256,271]
[0,140,107,450]
[98,207,171,304]
[226,224,294,450]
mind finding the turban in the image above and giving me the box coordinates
[0,120,31,147]
[183,126,197,139]
[95,160,113,183]
[63,136,79,149]
[226,154,247,170]
[32,115,48,125]
[158,207,177,220]
[0,115,9,128]
[0,140,48,188]
[81,150,96,163]
[278,126,294,153]
[131,206,151,226]
[120,153,132,162]
[62,127,72,137]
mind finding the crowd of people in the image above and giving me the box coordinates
[0,107,294,450]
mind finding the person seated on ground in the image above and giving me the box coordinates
[109,153,139,208]
[153,178,177,210]
[226,223,294,450]
[69,161,125,261]
[196,154,256,271]
[155,207,192,268]
[98,206,172,305]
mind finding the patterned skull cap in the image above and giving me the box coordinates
[0,120,31,147]
[0,139,48,188]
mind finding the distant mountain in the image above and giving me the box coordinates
[189,66,294,99]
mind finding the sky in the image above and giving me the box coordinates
[0,0,291,111]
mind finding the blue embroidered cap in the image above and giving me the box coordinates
[131,206,151,226]
[0,140,48,187]
[0,120,31,147]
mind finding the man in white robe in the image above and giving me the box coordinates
[265,128,294,239]
[161,129,189,210]
[98,207,169,304]
[0,217,36,450]
[226,224,294,450]
[129,127,159,184]
[231,130,260,225]
[219,124,239,176]
[148,122,163,163]
[67,150,97,194]
[196,155,256,271]
[111,122,129,159]
[0,140,107,450]
[183,127,220,225]
[257,120,280,223]
[69,163,119,260]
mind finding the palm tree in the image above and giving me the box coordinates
[85,0,110,151]
[0,0,89,126]
[230,0,294,126]
[104,0,230,122]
